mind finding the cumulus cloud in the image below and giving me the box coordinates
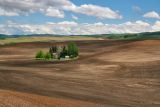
[69,4,122,19]
[0,20,159,35]
[57,21,78,26]
[0,0,70,17]
[0,0,39,15]
[0,8,19,16]
[0,0,122,19]
[152,21,160,31]
[45,7,64,18]
[143,11,160,19]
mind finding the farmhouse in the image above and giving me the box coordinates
[49,44,69,59]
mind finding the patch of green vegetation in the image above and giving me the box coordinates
[36,42,79,61]
[67,42,79,58]
[35,50,45,60]
[45,52,52,60]
[0,37,6,40]
[0,35,6,40]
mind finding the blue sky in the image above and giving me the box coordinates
[0,0,160,35]
[72,0,160,23]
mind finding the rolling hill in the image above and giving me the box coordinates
[0,31,160,40]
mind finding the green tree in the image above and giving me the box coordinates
[67,42,78,58]
[60,46,68,58]
[52,46,57,53]
[45,52,52,60]
[49,47,53,58]
[35,50,45,59]
[74,44,79,57]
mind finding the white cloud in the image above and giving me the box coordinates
[0,0,69,17]
[1,20,159,35]
[45,7,64,18]
[112,21,150,33]
[0,8,19,16]
[0,0,39,15]
[135,20,150,26]
[94,22,104,26]
[152,21,160,31]
[143,11,160,19]
[72,15,78,20]
[70,4,122,19]
[0,0,122,19]
[57,21,78,26]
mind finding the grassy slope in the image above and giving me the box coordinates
[0,31,160,44]
[88,31,160,40]
[0,36,98,45]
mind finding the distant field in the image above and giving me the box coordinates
[0,31,160,45]
[0,36,100,45]
[87,31,160,40]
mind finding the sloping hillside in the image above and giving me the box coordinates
[87,31,160,40]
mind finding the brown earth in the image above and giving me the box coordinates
[0,89,99,107]
[0,40,160,107]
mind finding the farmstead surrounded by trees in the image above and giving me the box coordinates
[36,42,79,60]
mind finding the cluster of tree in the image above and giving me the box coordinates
[35,42,79,60]
[67,42,79,58]
[35,51,52,60]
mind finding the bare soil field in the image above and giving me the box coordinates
[0,40,160,107]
